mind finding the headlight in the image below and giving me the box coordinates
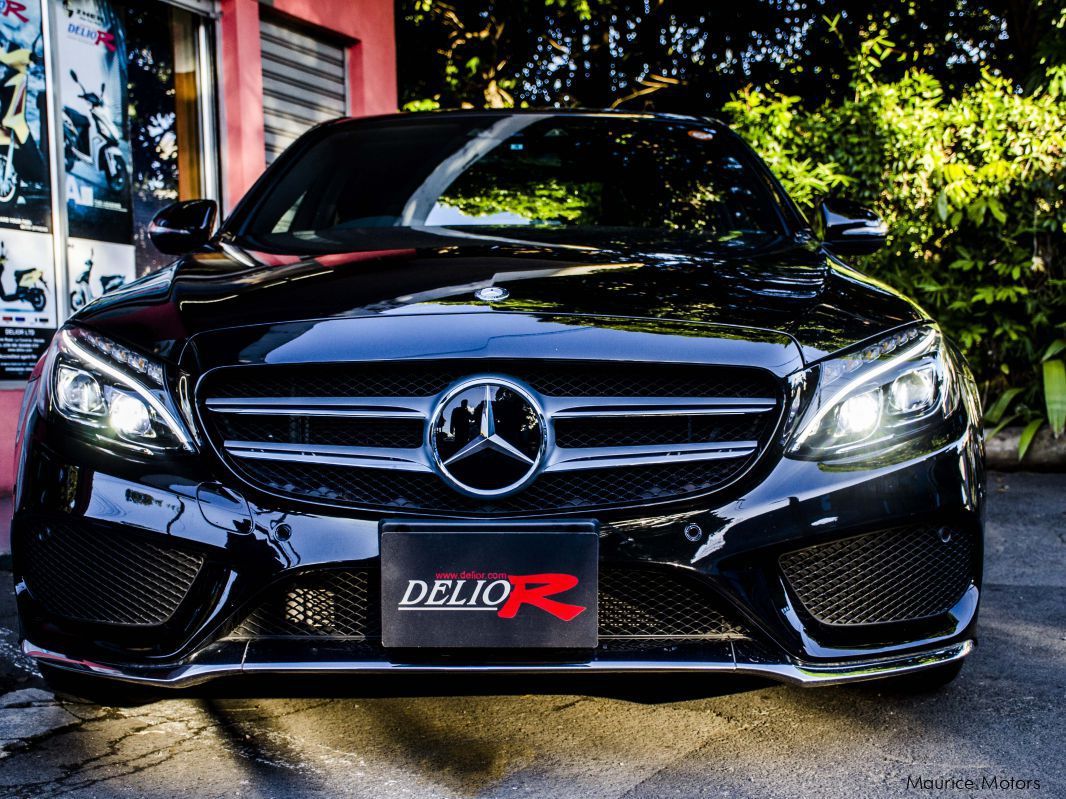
[787,324,959,459]
[48,326,194,453]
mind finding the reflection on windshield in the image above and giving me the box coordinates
[239,114,786,253]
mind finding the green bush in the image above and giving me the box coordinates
[725,37,1066,454]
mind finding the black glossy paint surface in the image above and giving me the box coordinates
[11,111,982,679]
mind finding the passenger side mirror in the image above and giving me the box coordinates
[69,69,78,82]
[813,198,887,256]
[148,199,218,255]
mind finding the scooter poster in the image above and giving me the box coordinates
[65,236,132,312]
[56,0,132,245]
[0,0,52,233]
[0,226,56,380]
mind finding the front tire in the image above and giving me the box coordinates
[0,154,17,203]
[105,154,127,194]
[26,287,46,312]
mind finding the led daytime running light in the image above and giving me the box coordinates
[793,327,939,450]
[71,328,165,386]
[58,329,192,450]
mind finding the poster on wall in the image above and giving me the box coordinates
[56,0,132,244]
[66,236,133,311]
[0,0,52,233]
[0,227,57,380]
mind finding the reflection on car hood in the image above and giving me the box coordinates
[72,230,926,367]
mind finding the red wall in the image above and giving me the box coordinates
[0,388,20,494]
[219,0,398,211]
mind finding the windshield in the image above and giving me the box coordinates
[234,114,789,253]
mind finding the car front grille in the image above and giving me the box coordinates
[199,360,782,514]
[779,524,977,626]
[226,566,748,642]
[18,520,204,626]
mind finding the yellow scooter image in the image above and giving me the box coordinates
[0,241,48,312]
[0,36,47,204]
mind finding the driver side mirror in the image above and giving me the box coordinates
[813,198,887,256]
[148,199,218,255]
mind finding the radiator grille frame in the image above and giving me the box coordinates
[198,360,784,515]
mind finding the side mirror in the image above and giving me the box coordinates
[148,199,218,255]
[813,198,886,256]
[69,69,78,82]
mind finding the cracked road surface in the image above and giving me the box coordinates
[0,471,1063,798]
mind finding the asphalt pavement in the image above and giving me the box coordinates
[0,471,1063,798]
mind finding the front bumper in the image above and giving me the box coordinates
[12,398,985,688]
[24,638,974,689]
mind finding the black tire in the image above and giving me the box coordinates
[106,154,127,193]
[27,287,46,312]
[0,154,16,204]
[867,660,965,694]
[39,663,159,706]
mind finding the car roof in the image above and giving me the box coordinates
[321,107,728,130]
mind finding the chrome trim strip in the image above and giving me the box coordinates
[23,639,973,689]
[545,441,757,472]
[226,441,433,473]
[223,439,755,473]
[545,396,776,418]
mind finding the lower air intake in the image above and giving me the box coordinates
[779,524,977,626]
[19,520,204,626]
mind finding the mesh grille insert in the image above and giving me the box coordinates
[215,415,423,449]
[203,361,776,401]
[232,570,380,639]
[20,520,204,626]
[554,414,767,449]
[598,568,747,639]
[237,458,744,514]
[779,524,977,626]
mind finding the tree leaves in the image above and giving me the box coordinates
[727,40,1066,457]
[1018,418,1045,461]
[1042,359,1066,437]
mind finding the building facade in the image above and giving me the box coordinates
[0,0,396,521]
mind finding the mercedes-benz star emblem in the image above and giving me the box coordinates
[430,378,544,497]
[474,286,509,302]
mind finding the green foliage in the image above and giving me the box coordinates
[725,47,1066,444]
[439,178,599,224]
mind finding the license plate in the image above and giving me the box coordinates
[380,520,598,649]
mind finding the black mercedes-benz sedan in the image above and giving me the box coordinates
[12,111,984,697]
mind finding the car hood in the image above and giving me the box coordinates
[72,231,925,373]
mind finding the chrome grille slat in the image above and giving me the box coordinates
[545,396,776,418]
[225,441,433,472]
[545,441,758,472]
[199,361,782,512]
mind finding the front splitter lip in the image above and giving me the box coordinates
[23,639,974,690]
